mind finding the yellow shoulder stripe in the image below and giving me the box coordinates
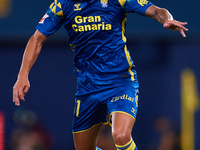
[49,0,63,16]
[57,2,62,9]
[118,0,126,7]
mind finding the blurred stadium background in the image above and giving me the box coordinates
[0,0,199,149]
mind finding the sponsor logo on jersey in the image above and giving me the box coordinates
[39,13,49,24]
[111,94,135,103]
[137,0,149,6]
[74,3,81,11]
[72,15,112,32]
[101,0,108,7]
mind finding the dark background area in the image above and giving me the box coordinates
[0,0,199,149]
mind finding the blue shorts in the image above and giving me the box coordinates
[72,81,139,133]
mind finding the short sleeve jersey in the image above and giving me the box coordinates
[36,0,152,86]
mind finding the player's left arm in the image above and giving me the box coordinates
[145,5,188,37]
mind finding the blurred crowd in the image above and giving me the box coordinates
[9,108,53,150]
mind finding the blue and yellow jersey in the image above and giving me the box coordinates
[36,0,152,93]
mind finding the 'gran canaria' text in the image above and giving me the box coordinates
[72,16,112,32]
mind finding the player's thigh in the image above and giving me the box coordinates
[107,83,139,126]
[72,94,108,133]
[112,112,135,140]
[107,82,138,144]
[73,123,103,150]
[72,93,107,150]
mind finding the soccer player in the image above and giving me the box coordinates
[13,0,188,149]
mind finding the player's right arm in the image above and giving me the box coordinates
[13,0,64,106]
[13,30,47,106]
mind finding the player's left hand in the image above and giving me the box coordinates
[163,20,188,37]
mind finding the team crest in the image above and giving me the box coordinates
[74,3,81,11]
[101,0,108,7]
[137,0,149,6]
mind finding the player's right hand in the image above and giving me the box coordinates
[13,76,30,106]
